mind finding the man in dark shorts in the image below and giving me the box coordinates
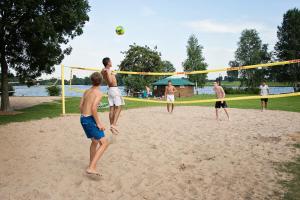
[213,82,229,120]
[215,101,228,109]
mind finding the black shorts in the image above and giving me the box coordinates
[261,98,268,102]
[215,101,228,108]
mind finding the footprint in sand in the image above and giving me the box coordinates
[179,163,186,171]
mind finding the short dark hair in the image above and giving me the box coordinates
[102,57,110,67]
[90,72,102,86]
[168,80,172,83]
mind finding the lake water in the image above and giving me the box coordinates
[196,86,295,95]
[13,85,295,97]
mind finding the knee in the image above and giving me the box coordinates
[91,140,98,146]
[101,138,109,148]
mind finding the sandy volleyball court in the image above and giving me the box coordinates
[0,107,300,200]
[2,96,60,110]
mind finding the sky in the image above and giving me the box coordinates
[51,0,300,80]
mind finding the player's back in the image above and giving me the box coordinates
[81,88,99,116]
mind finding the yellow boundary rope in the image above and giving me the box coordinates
[69,87,300,104]
[65,59,300,75]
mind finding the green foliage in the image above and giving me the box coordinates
[274,8,300,86]
[161,60,176,72]
[46,85,61,96]
[39,78,60,86]
[160,60,176,79]
[119,44,174,92]
[223,87,260,95]
[123,76,148,92]
[0,0,90,110]
[183,34,208,87]
[0,0,90,80]
[227,61,240,82]
[234,29,272,88]
[71,75,92,85]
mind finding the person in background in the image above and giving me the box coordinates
[145,85,151,98]
[213,81,229,120]
[259,81,270,111]
[165,80,177,113]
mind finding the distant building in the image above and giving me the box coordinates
[152,77,195,98]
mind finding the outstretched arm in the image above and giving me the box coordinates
[92,93,105,130]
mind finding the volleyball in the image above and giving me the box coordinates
[115,26,125,35]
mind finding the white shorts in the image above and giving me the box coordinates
[108,87,125,107]
[166,94,175,103]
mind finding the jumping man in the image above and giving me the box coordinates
[213,81,229,120]
[165,80,177,113]
[80,72,109,176]
[101,57,124,134]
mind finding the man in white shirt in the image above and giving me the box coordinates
[259,81,269,111]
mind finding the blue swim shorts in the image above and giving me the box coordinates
[80,115,105,140]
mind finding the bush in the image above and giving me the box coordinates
[223,87,259,95]
[46,85,61,96]
[0,84,15,96]
[244,87,260,94]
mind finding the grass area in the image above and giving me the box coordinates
[279,144,300,200]
[1,94,299,125]
[205,81,241,86]
[205,81,293,87]
[0,97,160,125]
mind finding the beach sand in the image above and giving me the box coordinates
[0,107,299,200]
[6,96,60,110]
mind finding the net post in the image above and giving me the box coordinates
[61,64,66,115]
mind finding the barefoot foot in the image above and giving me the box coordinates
[86,168,101,176]
[110,125,119,135]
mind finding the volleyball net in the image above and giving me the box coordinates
[60,59,300,114]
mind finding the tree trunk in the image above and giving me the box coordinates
[0,52,11,111]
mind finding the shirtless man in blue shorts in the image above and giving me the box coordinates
[80,72,109,176]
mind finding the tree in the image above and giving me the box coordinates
[119,44,172,92]
[274,8,300,86]
[0,0,90,111]
[160,60,176,79]
[183,34,207,87]
[227,60,239,82]
[161,60,176,72]
[234,29,271,87]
